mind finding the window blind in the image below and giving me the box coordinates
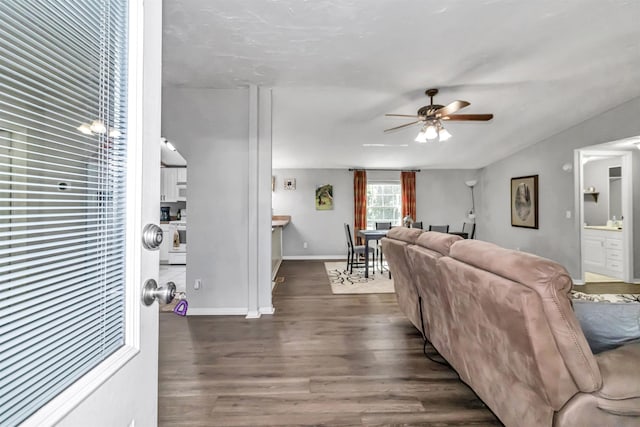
[0,1,129,424]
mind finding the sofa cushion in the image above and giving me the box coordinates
[415,231,462,256]
[449,239,602,393]
[572,295,640,354]
[385,226,423,244]
[595,342,640,400]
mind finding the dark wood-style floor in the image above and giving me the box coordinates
[158,260,502,426]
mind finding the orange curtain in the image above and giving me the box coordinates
[353,170,367,245]
[401,171,416,222]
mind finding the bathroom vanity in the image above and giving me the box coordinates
[582,226,624,279]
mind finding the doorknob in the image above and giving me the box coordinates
[142,223,163,250]
[141,279,176,306]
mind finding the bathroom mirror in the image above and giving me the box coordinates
[609,166,622,221]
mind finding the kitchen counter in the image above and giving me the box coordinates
[272,215,291,228]
[584,225,622,231]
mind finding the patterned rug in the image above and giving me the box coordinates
[324,262,395,294]
[572,291,640,303]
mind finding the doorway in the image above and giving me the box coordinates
[577,145,634,284]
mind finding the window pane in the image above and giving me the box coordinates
[366,182,401,228]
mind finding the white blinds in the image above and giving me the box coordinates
[0,1,129,424]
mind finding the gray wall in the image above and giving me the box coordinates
[415,170,479,232]
[477,96,640,279]
[272,168,479,257]
[583,157,621,226]
[272,168,352,258]
[162,87,251,311]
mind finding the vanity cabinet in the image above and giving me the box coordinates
[582,228,624,279]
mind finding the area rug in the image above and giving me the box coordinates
[571,291,640,303]
[324,262,395,294]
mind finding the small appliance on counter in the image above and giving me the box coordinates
[160,207,171,222]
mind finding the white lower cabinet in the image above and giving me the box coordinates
[582,228,624,279]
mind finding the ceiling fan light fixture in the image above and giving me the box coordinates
[425,123,438,140]
[414,129,428,143]
[439,127,452,141]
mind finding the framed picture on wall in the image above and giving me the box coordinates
[315,184,333,210]
[511,175,538,229]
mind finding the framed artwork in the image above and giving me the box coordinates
[315,184,333,210]
[511,175,538,229]
[284,178,296,190]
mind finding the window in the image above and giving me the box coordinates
[0,1,129,424]
[366,181,401,229]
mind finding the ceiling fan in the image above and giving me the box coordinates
[385,88,493,142]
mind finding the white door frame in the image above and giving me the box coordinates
[575,148,634,283]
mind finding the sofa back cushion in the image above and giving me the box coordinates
[415,231,462,255]
[381,227,424,334]
[405,232,462,343]
[448,239,601,394]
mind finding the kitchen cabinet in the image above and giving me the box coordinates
[160,168,177,202]
[160,168,187,202]
[582,228,624,279]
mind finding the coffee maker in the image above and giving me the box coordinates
[160,207,170,221]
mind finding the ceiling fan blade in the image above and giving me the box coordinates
[384,120,421,132]
[435,100,470,118]
[385,114,422,118]
[442,114,494,121]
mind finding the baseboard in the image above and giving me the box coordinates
[634,278,640,285]
[271,259,283,281]
[260,306,275,315]
[245,311,261,319]
[283,255,345,260]
[188,307,248,316]
[572,279,585,285]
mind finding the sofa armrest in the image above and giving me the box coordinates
[595,343,640,399]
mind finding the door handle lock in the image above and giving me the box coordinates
[142,223,163,250]
[141,279,176,306]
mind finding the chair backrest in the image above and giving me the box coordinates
[462,222,476,239]
[375,222,392,230]
[428,224,449,233]
[343,223,354,249]
[411,221,423,229]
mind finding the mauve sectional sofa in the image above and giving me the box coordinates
[382,228,640,427]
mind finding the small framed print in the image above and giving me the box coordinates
[511,175,538,229]
[284,178,296,190]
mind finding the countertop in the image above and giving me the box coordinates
[584,225,622,231]
[272,215,291,228]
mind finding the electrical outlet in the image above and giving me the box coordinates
[194,279,201,290]
[565,210,572,219]
[303,242,308,249]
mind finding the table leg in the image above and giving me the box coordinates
[364,236,369,278]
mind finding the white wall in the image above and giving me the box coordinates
[477,96,640,279]
[162,87,273,315]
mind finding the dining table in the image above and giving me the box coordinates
[357,229,389,278]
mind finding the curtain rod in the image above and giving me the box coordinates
[348,168,421,172]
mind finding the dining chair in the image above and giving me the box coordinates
[428,224,449,233]
[344,223,374,274]
[462,222,476,239]
[411,221,423,229]
[374,222,392,275]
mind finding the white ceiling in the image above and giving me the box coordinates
[163,0,640,169]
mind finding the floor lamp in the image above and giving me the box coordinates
[465,180,477,237]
